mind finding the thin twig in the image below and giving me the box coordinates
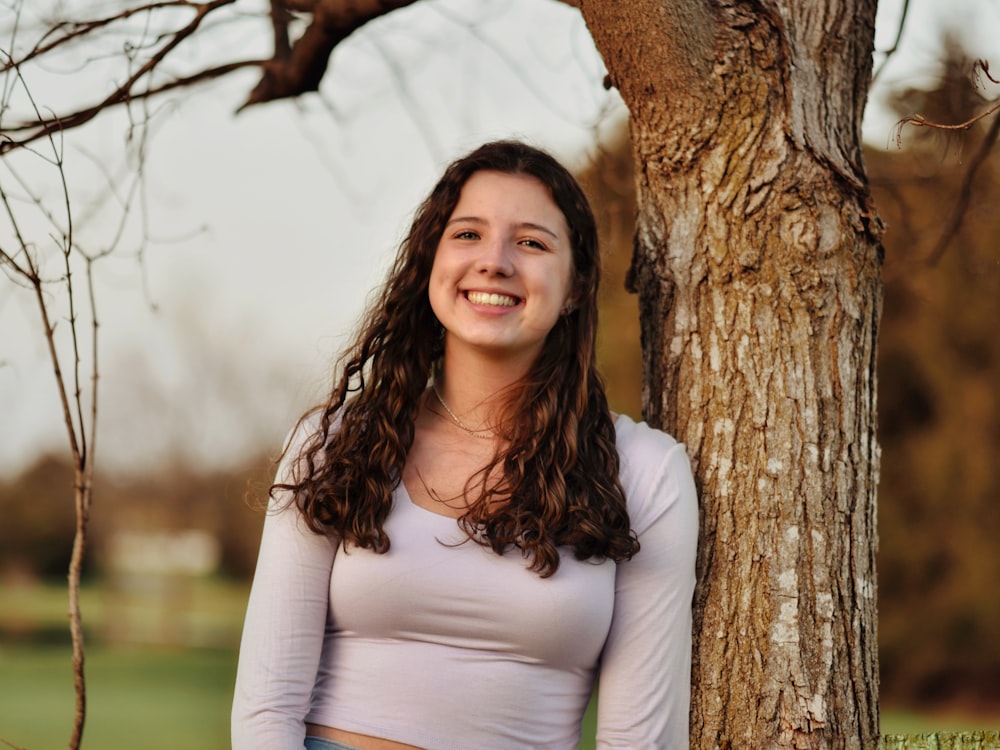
[890,58,1000,265]
[430,2,594,127]
[895,98,1000,143]
[871,0,910,84]
[1,0,252,153]
[924,109,1000,266]
[0,58,265,151]
[1,34,95,749]
[5,0,237,70]
[893,60,1000,147]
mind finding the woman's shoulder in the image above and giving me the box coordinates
[273,407,342,486]
[279,409,322,459]
[613,413,696,533]
[284,407,344,450]
[613,413,682,465]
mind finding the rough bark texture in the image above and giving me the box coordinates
[582,0,882,747]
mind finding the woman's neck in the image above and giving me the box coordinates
[433,347,531,434]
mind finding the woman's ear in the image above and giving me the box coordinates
[561,283,583,316]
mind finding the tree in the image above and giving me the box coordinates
[588,3,881,747]
[1,1,883,747]
[0,72,101,748]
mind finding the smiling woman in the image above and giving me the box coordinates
[231,140,698,750]
[429,170,576,372]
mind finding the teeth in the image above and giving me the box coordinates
[467,291,518,307]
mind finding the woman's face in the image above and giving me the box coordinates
[428,170,576,368]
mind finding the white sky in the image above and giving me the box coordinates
[0,0,996,477]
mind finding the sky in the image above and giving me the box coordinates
[0,0,996,477]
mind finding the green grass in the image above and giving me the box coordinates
[0,644,235,750]
[880,708,1000,735]
[0,579,244,750]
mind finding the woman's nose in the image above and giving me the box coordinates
[475,237,514,276]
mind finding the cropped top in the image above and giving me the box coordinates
[231,414,698,749]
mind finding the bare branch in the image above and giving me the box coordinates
[924,108,1000,266]
[892,58,1000,149]
[0,23,132,744]
[18,74,94,750]
[894,97,1000,144]
[871,0,910,84]
[1,1,254,153]
[974,57,999,87]
[239,0,420,110]
[889,57,1000,266]
[270,0,292,59]
[367,31,443,161]
[430,3,600,127]
[1,0,427,146]
[3,1,230,71]
[0,58,265,149]
[84,257,99,468]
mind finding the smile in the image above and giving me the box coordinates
[466,291,519,307]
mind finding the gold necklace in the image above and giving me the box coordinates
[432,384,494,439]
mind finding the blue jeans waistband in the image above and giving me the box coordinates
[304,737,363,750]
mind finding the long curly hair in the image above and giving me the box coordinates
[273,140,638,577]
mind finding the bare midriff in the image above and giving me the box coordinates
[305,724,425,750]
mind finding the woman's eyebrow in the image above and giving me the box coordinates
[517,222,560,240]
[444,215,485,229]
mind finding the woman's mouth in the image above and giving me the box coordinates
[465,291,519,307]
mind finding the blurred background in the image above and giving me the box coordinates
[1,0,998,747]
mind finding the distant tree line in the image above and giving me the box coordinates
[0,454,270,581]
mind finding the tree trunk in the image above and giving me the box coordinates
[582,1,883,747]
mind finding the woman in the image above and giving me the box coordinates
[232,140,698,749]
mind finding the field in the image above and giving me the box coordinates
[0,577,243,749]
[0,645,234,749]
[0,581,996,748]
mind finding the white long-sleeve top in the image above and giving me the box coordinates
[232,414,698,749]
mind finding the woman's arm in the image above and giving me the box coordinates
[231,421,338,749]
[596,439,699,749]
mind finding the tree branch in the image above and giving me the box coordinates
[3,0,231,71]
[238,0,420,110]
[580,0,716,101]
[0,38,126,748]
[1,0,249,153]
[270,0,293,60]
[1,59,267,152]
[894,98,1000,144]
[1,0,425,145]
[891,58,1000,265]
[871,0,910,84]
[924,107,1000,265]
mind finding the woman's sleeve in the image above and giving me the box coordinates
[231,420,338,750]
[596,440,699,749]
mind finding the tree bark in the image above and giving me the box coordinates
[582,0,883,747]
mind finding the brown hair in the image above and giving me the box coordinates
[273,140,638,576]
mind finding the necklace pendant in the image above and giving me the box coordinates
[432,384,495,439]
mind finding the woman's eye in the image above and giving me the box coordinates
[455,230,479,241]
[519,238,546,250]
